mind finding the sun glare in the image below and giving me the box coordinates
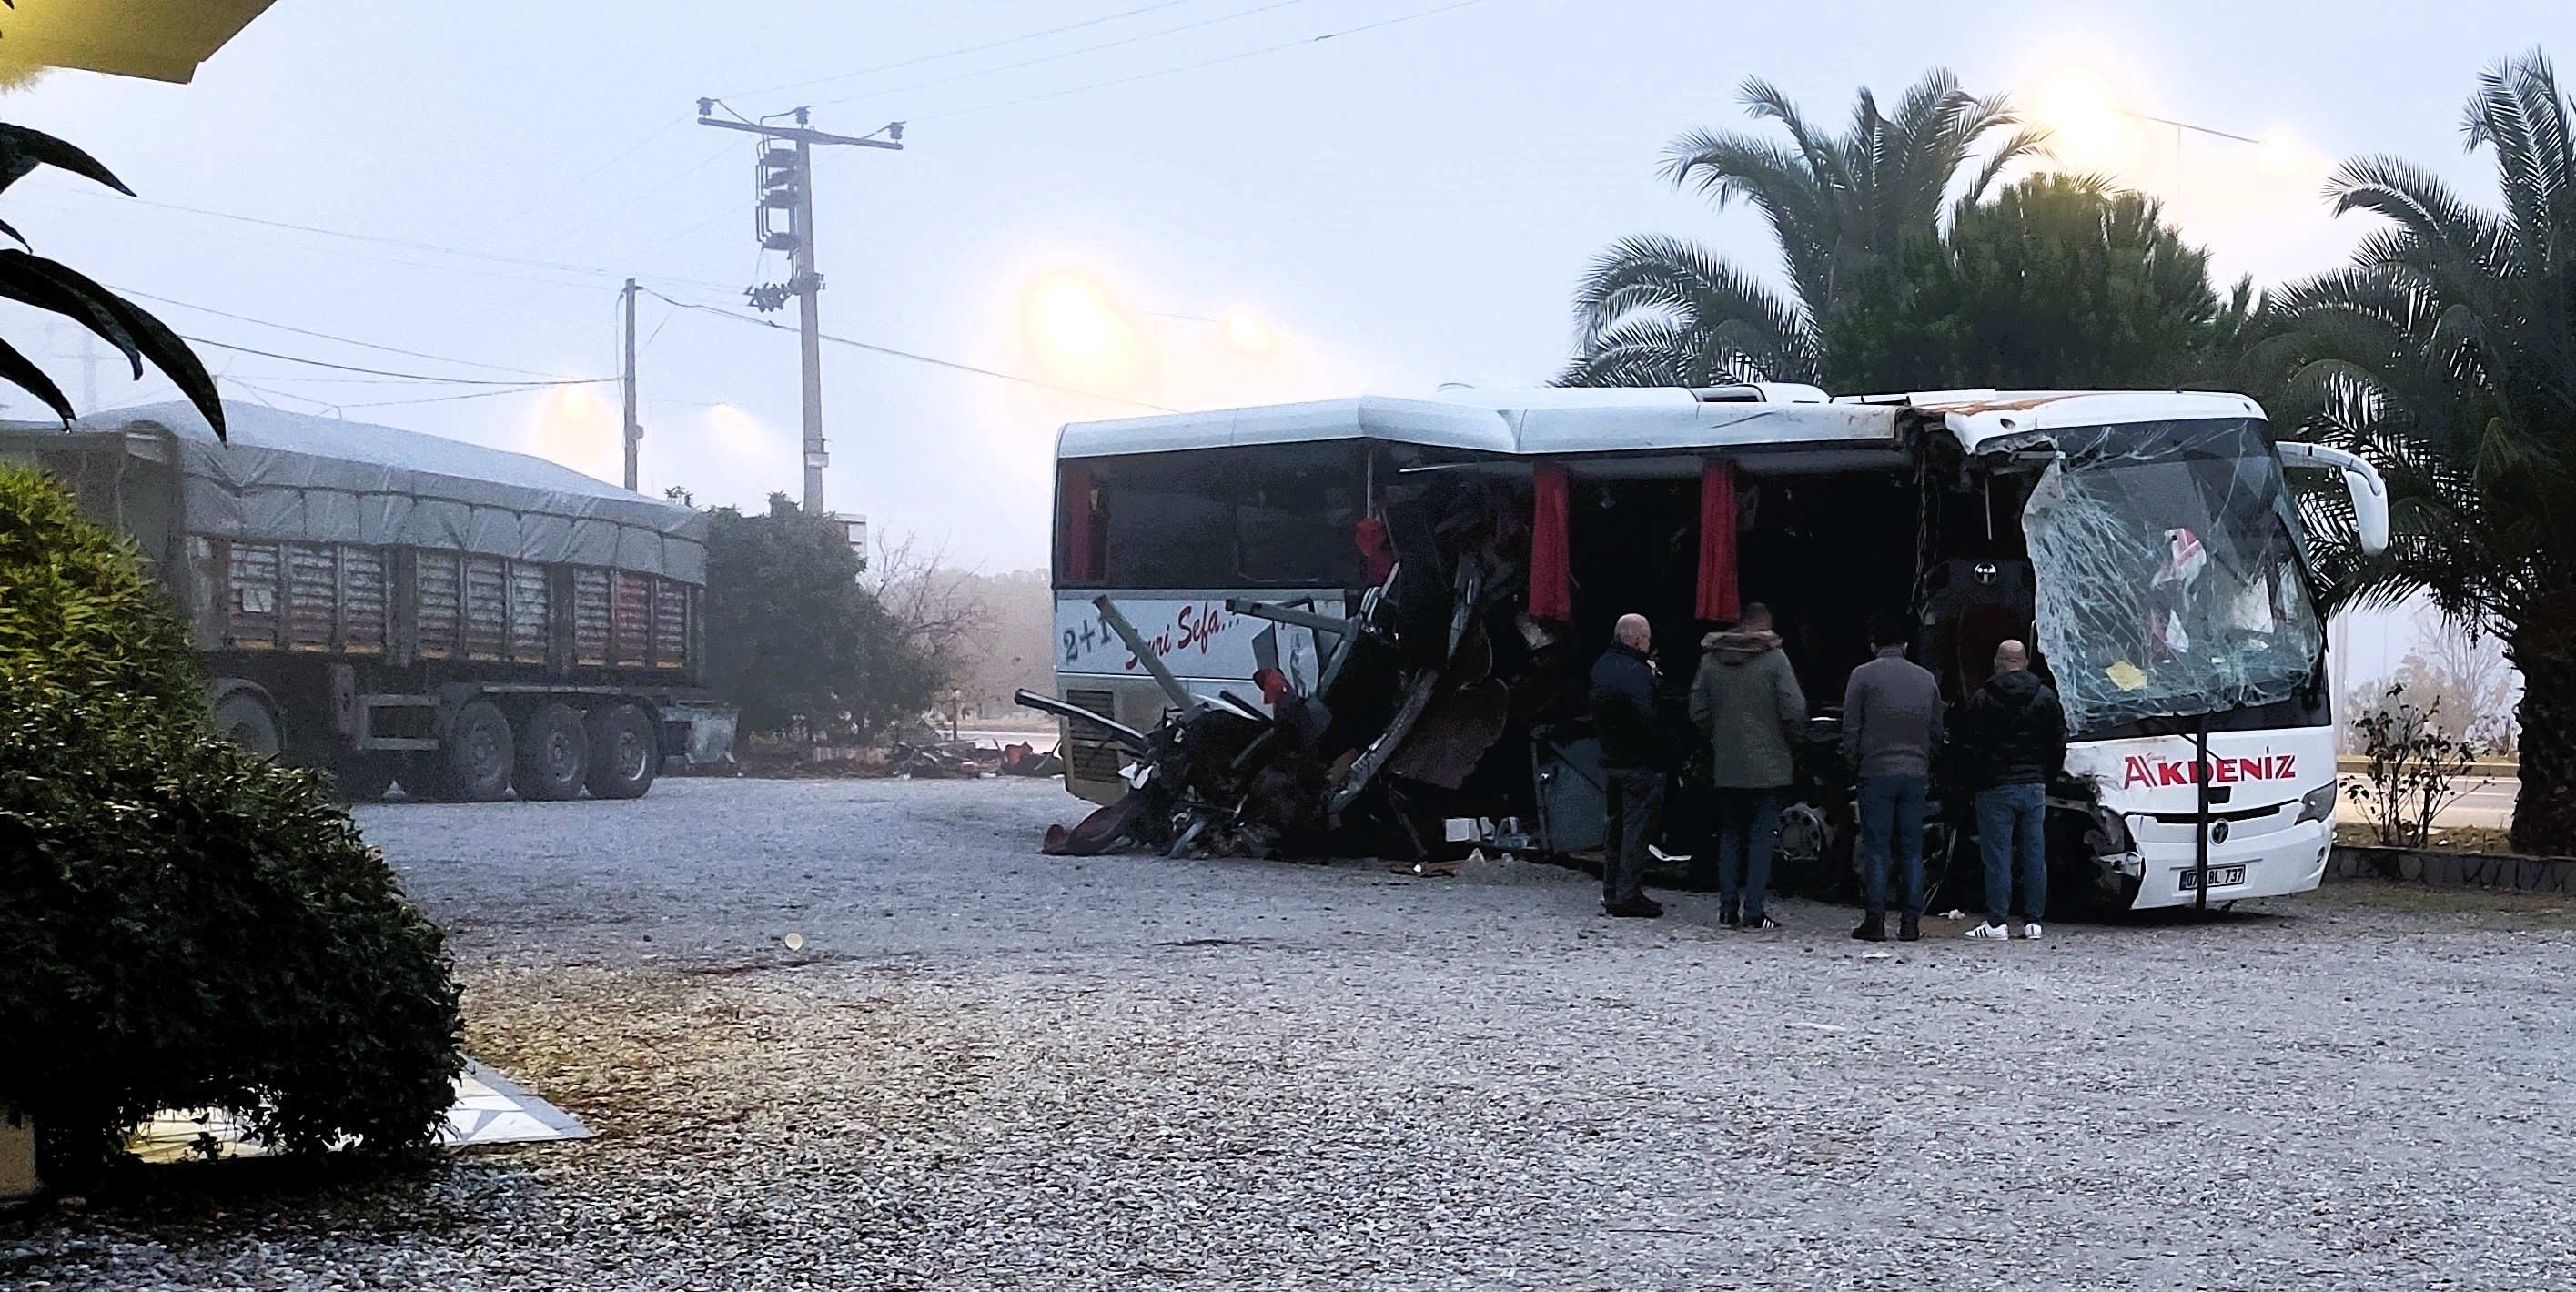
[529,383,617,480]
[2038,71,2125,164]
[1028,274,1134,378]
[1221,308,1274,355]
[2256,133,2306,176]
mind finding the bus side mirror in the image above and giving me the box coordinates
[2276,442,2390,557]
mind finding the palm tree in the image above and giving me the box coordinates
[1562,70,2046,387]
[2270,50,2576,854]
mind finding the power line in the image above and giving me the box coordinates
[637,288,1172,410]
[913,0,1494,123]
[460,114,692,244]
[722,0,1196,101]
[615,195,748,265]
[809,0,1319,111]
[339,385,579,410]
[119,287,582,380]
[42,186,739,293]
[523,138,741,256]
[181,335,611,387]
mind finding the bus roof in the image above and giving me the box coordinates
[1056,387,2269,464]
[1056,389,1895,463]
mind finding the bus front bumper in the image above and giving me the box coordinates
[2116,815,2334,910]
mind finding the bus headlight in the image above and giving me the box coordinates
[2296,782,2337,825]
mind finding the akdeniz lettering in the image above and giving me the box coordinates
[2120,754,2298,790]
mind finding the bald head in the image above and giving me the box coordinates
[1995,640,2030,672]
[1615,613,1652,650]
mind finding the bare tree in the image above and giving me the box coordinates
[863,533,991,717]
[2387,621,2521,755]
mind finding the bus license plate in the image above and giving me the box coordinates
[2176,865,2247,891]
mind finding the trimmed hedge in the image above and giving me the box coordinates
[0,465,462,1179]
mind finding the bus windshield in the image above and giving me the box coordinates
[2023,419,2325,737]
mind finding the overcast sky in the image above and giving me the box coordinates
[3,0,2570,674]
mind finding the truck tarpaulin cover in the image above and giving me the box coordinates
[2022,418,2325,735]
[72,401,705,583]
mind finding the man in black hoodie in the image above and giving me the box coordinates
[1955,639,2066,940]
[1590,612,1680,918]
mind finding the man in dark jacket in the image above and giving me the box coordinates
[1842,611,1944,943]
[1590,612,1680,918]
[1955,639,2066,940]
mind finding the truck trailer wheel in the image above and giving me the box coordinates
[429,699,516,802]
[584,703,659,800]
[514,703,590,802]
[213,691,284,762]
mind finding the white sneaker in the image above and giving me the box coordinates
[1964,922,2011,940]
[2023,923,2045,940]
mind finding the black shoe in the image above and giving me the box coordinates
[1719,902,1741,929]
[1743,913,1783,931]
[1898,913,1921,942]
[1852,913,1887,942]
[1605,896,1665,918]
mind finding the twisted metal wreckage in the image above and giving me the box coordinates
[1020,536,1535,863]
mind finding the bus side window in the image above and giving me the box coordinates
[1239,469,1360,585]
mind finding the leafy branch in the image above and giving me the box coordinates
[0,122,223,437]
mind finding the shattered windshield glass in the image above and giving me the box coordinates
[2022,419,2324,737]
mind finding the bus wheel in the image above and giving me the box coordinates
[584,703,659,800]
[430,699,516,802]
[213,691,284,762]
[514,703,590,802]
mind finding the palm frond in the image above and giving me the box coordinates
[1564,235,1817,386]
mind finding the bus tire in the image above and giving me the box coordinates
[584,703,658,800]
[513,702,591,802]
[431,699,516,802]
[213,691,285,762]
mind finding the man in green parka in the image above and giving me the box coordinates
[1689,603,1807,929]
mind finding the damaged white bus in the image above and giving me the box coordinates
[1038,385,2387,914]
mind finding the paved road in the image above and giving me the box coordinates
[13,777,2576,1290]
[2339,773,2518,829]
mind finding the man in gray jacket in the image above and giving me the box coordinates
[1690,603,1806,930]
[1841,611,1945,943]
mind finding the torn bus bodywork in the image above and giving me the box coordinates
[1030,387,2388,915]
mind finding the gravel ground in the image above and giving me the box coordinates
[11,776,2576,1289]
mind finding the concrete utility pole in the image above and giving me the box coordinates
[695,102,903,516]
[621,278,642,491]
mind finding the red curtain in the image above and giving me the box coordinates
[1353,514,1396,587]
[1058,465,1096,583]
[1529,463,1571,621]
[1696,459,1740,622]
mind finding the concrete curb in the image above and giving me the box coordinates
[2328,844,2576,895]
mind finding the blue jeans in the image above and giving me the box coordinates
[1855,774,1930,917]
[1975,782,2048,925]
[1712,789,1783,919]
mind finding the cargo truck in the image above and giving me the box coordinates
[1,400,735,802]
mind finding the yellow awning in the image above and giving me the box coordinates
[0,0,280,85]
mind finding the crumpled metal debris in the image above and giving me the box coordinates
[1021,482,1569,863]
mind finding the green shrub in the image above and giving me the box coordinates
[0,465,462,1180]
